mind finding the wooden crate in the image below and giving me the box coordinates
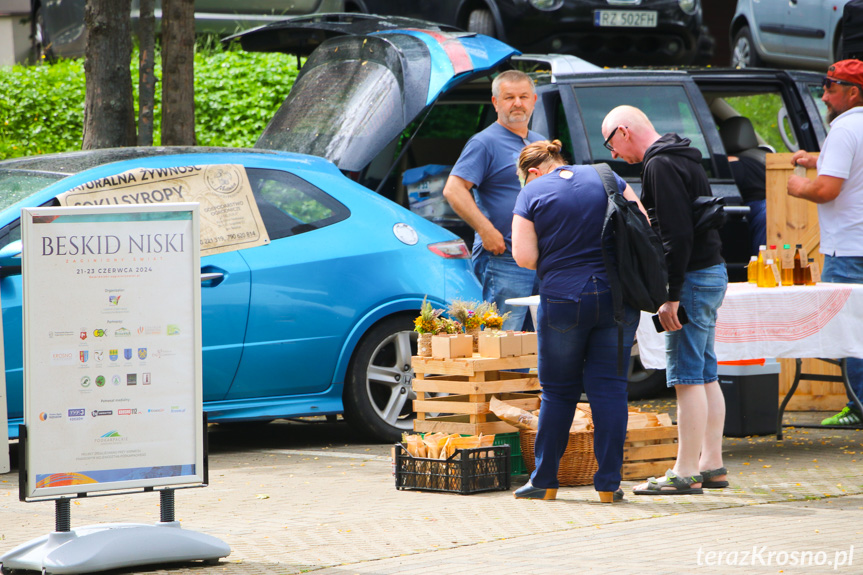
[766,153,846,411]
[412,354,539,435]
[621,424,678,480]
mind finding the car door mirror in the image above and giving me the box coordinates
[0,240,22,259]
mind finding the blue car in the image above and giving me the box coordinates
[0,147,480,443]
[2,22,529,442]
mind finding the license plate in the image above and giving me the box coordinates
[594,10,658,28]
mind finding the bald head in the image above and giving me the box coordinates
[601,105,661,164]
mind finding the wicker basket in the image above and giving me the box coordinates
[519,429,598,486]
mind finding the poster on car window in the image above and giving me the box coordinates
[21,204,204,499]
[57,164,269,256]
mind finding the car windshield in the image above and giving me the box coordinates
[0,170,67,211]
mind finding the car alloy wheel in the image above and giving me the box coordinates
[344,315,419,442]
[731,25,762,68]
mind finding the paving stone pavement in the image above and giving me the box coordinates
[1,403,861,575]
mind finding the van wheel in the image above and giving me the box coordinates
[344,315,418,442]
[731,25,761,68]
[468,9,495,38]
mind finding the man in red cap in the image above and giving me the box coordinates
[788,59,863,427]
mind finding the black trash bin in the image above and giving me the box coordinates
[718,359,780,437]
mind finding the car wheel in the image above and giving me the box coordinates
[344,315,419,442]
[627,352,667,400]
[32,6,55,64]
[467,8,495,38]
[731,25,761,68]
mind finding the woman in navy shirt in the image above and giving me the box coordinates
[512,140,645,503]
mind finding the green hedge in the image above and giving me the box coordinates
[0,48,298,161]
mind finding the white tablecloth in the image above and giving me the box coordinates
[510,283,863,370]
[638,282,863,369]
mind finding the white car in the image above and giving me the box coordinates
[730,0,850,71]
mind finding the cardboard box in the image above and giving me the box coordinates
[431,334,473,359]
[478,331,522,358]
[517,331,537,355]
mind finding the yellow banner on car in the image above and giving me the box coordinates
[57,164,269,255]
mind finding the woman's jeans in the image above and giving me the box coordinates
[531,279,639,492]
[822,255,863,410]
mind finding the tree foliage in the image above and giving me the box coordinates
[0,48,299,160]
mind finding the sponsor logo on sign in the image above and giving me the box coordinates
[95,430,127,443]
[114,327,131,337]
[138,325,160,335]
[93,329,106,337]
[127,373,137,385]
[167,324,180,336]
[118,408,137,415]
[171,406,186,413]
[51,350,76,365]
[39,412,48,421]
[91,410,112,417]
[81,376,91,387]
[80,331,87,341]
[147,408,165,413]
[124,348,132,361]
[138,348,147,360]
[143,372,151,385]
[109,349,118,361]
[108,295,121,305]
[68,409,86,420]
[79,351,89,363]
[95,375,106,387]
[112,375,121,386]
[93,350,103,362]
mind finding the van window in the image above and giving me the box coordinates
[571,84,713,178]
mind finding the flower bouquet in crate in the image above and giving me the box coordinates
[414,296,443,357]
[447,299,492,352]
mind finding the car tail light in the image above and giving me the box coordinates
[428,239,470,259]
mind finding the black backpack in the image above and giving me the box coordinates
[593,164,669,370]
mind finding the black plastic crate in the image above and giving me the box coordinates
[393,444,511,494]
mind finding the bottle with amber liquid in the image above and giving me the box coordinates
[804,258,816,285]
[756,244,767,286]
[780,244,794,286]
[760,259,779,287]
[793,244,805,285]
[747,255,758,284]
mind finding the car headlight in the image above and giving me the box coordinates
[678,0,698,15]
[529,0,564,11]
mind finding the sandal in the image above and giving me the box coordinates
[701,467,729,489]
[632,469,703,495]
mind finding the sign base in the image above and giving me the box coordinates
[0,521,230,574]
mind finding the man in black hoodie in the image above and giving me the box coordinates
[601,105,728,495]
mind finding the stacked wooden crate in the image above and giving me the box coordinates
[412,354,540,436]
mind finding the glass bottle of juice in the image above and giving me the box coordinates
[762,259,779,287]
[793,244,805,285]
[747,255,758,284]
[768,245,781,276]
[756,244,767,286]
[804,258,816,285]
[781,244,794,286]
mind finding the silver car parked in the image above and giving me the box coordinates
[730,0,849,71]
[31,0,345,60]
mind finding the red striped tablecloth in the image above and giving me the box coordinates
[636,282,863,369]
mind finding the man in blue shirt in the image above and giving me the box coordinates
[443,70,545,330]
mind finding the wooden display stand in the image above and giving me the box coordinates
[766,152,846,411]
[412,354,540,435]
[622,425,678,480]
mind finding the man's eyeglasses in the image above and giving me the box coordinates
[822,77,862,91]
[603,126,622,152]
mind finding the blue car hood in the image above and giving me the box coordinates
[252,24,518,172]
